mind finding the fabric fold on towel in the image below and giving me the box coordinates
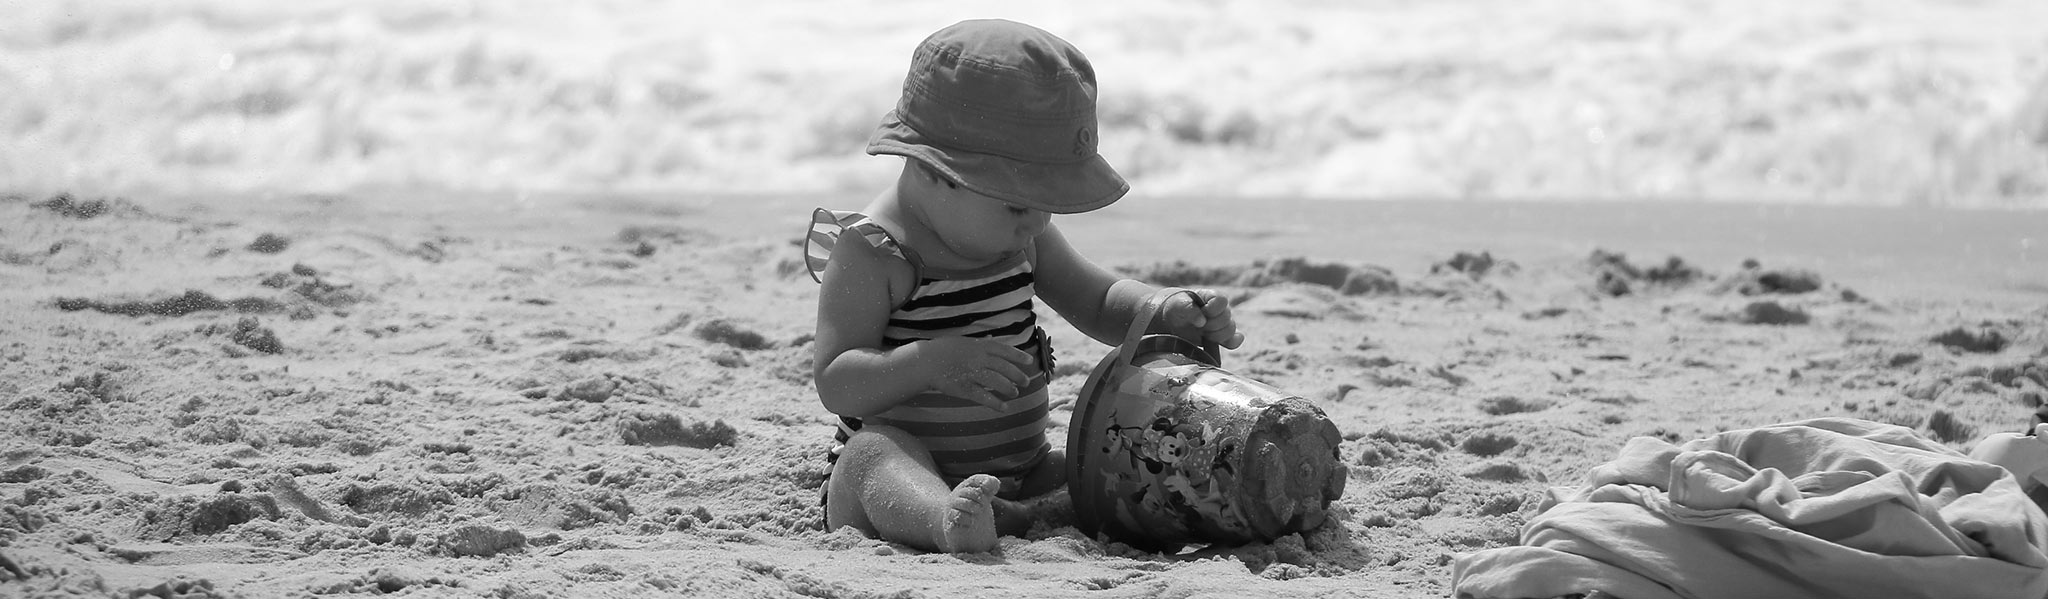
[1452,417,2048,599]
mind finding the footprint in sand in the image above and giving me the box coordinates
[1925,409,1975,443]
[1477,395,1550,416]
[339,482,454,516]
[1735,301,1811,325]
[1460,460,1541,483]
[434,524,526,558]
[1460,431,1520,456]
[246,233,291,254]
[694,318,770,350]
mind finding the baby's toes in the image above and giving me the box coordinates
[951,474,1002,507]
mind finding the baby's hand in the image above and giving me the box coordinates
[1161,289,1245,350]
[911,337,1035,411]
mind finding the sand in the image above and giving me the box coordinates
[1,190,2044,598]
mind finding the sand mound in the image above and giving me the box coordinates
[136,492,285,538]
[1586,249,1705,296]
[1933,324,2014,354]
[27,193,135,220]
[616,414,738,449]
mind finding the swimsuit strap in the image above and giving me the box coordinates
[804,208,909,284]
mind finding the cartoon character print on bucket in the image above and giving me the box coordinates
[1068,289,1346,552]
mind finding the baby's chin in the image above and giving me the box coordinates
[1000,237,1039,257]
[963,246,1027,264]
[962,236,1033,260]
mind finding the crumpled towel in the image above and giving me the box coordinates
[1452,417,2048,599]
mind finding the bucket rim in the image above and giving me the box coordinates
[1066,344,1128,538]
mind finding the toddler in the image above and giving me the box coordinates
[805,19,1243,553]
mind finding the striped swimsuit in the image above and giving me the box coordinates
[805,209,1055,499]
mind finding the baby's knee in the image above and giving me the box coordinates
[837,425,937,469]
[841,424,917,452]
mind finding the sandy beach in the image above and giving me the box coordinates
[1,190,2044,598]
[4,1,2048,597]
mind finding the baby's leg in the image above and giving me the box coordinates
[826,425,1001,553]
[989,449,1069,535]
[1011,448,1068,498]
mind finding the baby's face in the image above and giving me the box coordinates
[919,177,1051,261]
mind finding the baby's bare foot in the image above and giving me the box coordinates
[935,474,1000,553]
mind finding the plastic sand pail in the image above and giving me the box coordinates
[1066,288,1346,552]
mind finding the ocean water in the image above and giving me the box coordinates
[4,0,2045,207]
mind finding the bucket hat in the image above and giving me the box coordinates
[868,19,1128,213]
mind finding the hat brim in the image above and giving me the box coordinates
[867,111,1128,214]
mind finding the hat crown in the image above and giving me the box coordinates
[896,19,1100,164]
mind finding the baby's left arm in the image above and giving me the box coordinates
[1034,225,1243,350]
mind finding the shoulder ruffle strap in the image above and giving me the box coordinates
[804,208,906,283]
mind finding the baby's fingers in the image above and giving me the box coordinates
[964,368,1022,412]
[976,367,1025,400]
[959,387,1009,412]
[935,371,1011,412]
[1195,291,1231,319]
[1163,293,1209,329]
[988,343,1036,369]
[1194,302,1241,347]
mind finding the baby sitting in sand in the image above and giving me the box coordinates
[803,19,1244,553]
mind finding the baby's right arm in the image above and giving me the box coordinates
[811,236,1032,416]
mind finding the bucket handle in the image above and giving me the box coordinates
[1119,287,1223,369]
